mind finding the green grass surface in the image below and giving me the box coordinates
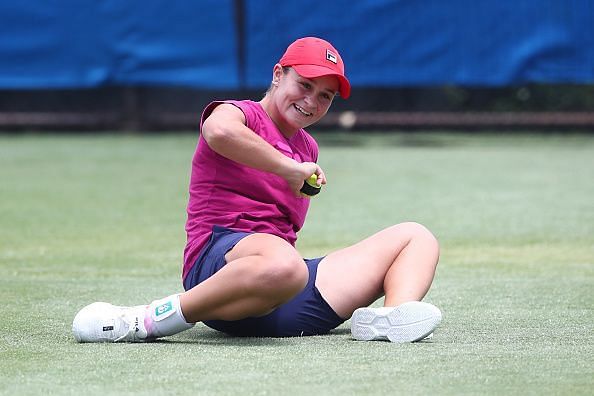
[1,132,592,395]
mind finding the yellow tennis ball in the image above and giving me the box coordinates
[300,174,321,197]
[306,174,318,186]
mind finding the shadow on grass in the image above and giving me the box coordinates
[157,326,353,346]
[159,326,438,345]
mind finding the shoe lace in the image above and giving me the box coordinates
[114,308,144,342]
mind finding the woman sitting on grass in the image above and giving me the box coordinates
[73,37,442,343]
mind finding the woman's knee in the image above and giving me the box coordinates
[252,250,309,296]
[229,233,309,294]
[394,222,440,250]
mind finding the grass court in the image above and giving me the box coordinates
[1,131,592,395]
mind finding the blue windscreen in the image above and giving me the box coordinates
[1,1,592,89]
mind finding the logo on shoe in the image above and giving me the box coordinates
[155,301,173,317]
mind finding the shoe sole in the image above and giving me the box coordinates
[351,301,442,343]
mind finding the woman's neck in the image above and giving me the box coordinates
[259,95,298,139]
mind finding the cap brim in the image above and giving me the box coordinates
[292,64,351,99]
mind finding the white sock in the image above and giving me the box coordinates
[145,294,194,338]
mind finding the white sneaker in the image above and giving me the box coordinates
[72,302,149,343]
[351,301,442,343]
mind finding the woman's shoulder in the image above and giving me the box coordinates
[221,100,268,123]
[200,100,259,128]
[211,100,260,114]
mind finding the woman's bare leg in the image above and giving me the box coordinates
[315,222,439,319]
[180,233,308,322]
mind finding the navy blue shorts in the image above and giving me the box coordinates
[183,226,345,337]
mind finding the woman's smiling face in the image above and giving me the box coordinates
[267,66,339,136]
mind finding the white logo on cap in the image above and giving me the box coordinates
[326,49,337,64]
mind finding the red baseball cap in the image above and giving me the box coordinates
[279,37,351,99]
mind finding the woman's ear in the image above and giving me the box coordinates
[272,64,284,85]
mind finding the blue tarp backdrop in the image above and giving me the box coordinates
[1,0,593,89]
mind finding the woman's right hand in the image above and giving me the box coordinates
[279,161,326,197]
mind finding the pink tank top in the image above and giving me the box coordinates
[182,100,319,280]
